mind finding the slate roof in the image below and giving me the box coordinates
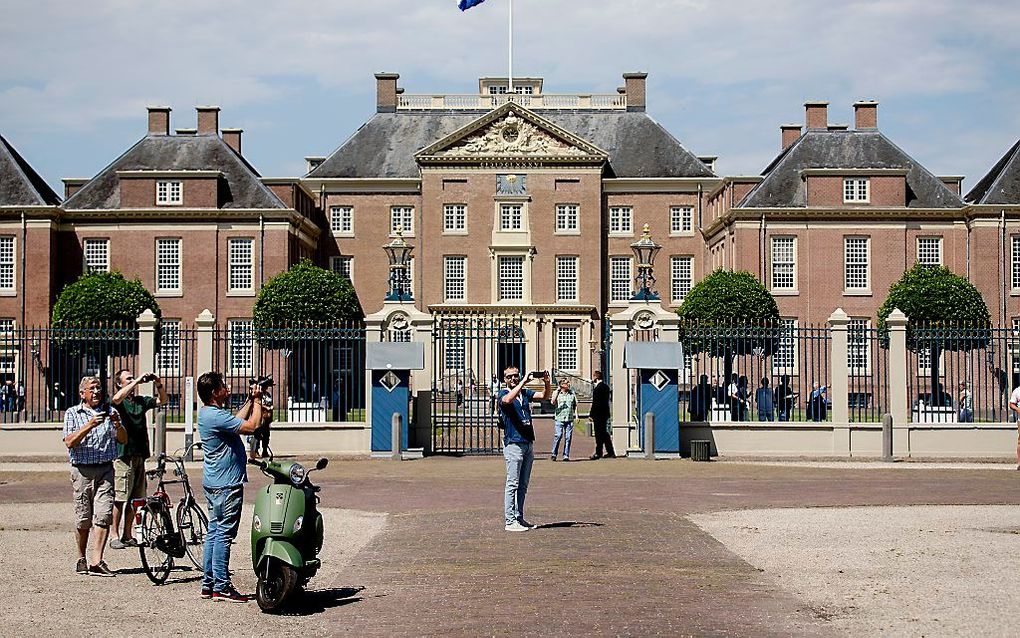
[965,139,1020,205]
[739,130,963,209]
[307,110,715,179]
[0,134,61,206]
[64,134,287,210]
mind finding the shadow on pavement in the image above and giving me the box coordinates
[281,586,366,615]
[536,521,603,529]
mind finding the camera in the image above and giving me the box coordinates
[529,370,547,380]
[249,375,275,409]
[140,373,156,383]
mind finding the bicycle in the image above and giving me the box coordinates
[131,442,208,584]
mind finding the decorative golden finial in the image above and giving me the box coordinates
[641,223,651,239]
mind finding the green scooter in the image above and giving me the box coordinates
[248,453,329,612]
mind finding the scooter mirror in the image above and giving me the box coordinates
[315,457,329,471]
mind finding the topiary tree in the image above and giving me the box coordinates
[253,259,361,329]
[878,263,991,406]
[677,269,781,381]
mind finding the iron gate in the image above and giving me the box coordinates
[432,313,526,455]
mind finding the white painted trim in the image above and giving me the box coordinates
[118,170,223,178]
[602,177,719,193]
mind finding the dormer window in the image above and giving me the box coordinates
[843,178,869,203]
[156,180,183,205]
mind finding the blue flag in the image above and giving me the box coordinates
[458,0,486,10]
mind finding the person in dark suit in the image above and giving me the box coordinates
[589,370,616,459]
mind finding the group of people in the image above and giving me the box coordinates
[0,379,24,412]
[687,374,828,422]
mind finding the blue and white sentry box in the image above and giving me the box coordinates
[366,342,424,452]
[624,341,684,454]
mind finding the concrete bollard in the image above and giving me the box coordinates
[391,412,402,461]
[154,410,167,456]
[644,412,655,460]
[882,413,893,462]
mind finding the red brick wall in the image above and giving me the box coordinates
[119,177,219,209]
[806,175,905,207]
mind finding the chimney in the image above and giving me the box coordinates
[221,128,242,155]
[147,106,171,136]
[375,73,400,113]
[623,72,648,112]
[804,101,828,130]
[196,106,220,135]
[781,125,802,150]
[854,100,878,130]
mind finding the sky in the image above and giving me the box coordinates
[2,0,1020,195]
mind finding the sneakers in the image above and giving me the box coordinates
[88,561,116,577]
[550,455,557,461]
[518,519,539,530]
[201,586,213,599]
[504,521,530,532]
[213,586,250,603]
[109,538,127,550]
[75,558,88,575]
[562,457,570,462]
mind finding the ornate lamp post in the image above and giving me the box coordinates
[383,225,414,302]
[630,224,661,301]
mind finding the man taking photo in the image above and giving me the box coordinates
[498,367,550,532]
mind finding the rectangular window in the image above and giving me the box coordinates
[848,318,870,373]
[1012,237,1020,289]
[83,238,110,273]
[670,206,693,234]
[498,256,525,301]
[917,237,942,266]
[228,320,253,372]
[555,325,579,372]
[844,236,870,291]
[0,237,14,291]
[772,319,798,373]
[330,206,353,234]
[843,178,869,203]
[771,236,796,290]
[610,256,632,302]
[156,180,182,205]
[330,256,352,281]
[499,204,523,231]
[155,238,181,292]
[228,238,254,292]
[390,206,414,235]
[609,207,632,234]
[0,319,14,334]
[444,256,467,301]
[443,204,467,232]
[555,204,579,233]
[556,256,578,302]
[671,256,693,302]
[445,333,465,370]
[157,319,181,374]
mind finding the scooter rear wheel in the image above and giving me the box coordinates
[256,558,298,613]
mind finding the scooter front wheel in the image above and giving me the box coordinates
[256,558,298,613]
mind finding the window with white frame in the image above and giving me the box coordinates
[771,236,796,290]
[609,207,632,234]
[844,236,870,291]
[444,323,465,369]
[498,256,524,301]
[228,238,254,292]
[555,204,579,233]
[610,256,632,302]
[228,320,253,372]
[1012,237,1020,289]
[443,204,467,233]
[499,204,523,231]
[772,318,798,372]
[848,318,870,373]
[671,256,692,302]
[330,256,352,281]
[556,256,578,302]
[1012,316,1020,336]
[670,206,693,234]
[330,206,353,234]
[157,320,181,374]
[389,326,412,342]
[155,238,181,292]
[0,318,14,334]
[390,206,414,235]
[843,178,869,202]
[83,238,110,273]
[917,237,942,266]
[156,180,182,205]
[0,237,14,291]
[555,325,579,372]
[444,256,466,301]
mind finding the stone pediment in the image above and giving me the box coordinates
[416,103,607,165]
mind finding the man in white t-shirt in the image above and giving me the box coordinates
[1010,386,1020,470]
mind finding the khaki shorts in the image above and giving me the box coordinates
[114,456,147,502]
[70,463,115,529]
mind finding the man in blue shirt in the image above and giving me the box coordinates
[197,371,263,602]
[498,367,550,532]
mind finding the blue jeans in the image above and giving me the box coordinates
[551,420,574,459]
[202,485,244,592]
[503,442,534,526]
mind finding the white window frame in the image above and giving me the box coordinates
[443,204,467,234]
[330,256,353,281]
[671,256,693,303]
[444,256,467,302]
[156,180,182,206]
[498,255,525,301]
[844,236,870,293]
[771,318,798,375]
[771,236,797,292]
[83,238,110,274]
[556,256,578,303]
[609,207,633,235]
[155,238,181,293]
[499,203,523,231]
[916,236,942,267]
[848,318,870,374]
[843,178,870,203]
[227,319,253,374]
[555,204,580,234]
[555,325,580,373]
[0,236,14,291]
[227,238,255,293]
[390,206,414,236]
[156,319,181,375]
[330,206,354,236]
[610,256,632,303]
[1011,236,1020,291]
[669,206,694,235]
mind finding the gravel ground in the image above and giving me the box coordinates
[0,503,386,637]
[692,505,1020,637]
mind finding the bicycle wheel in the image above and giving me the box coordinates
[138,506,173,584]
[177,500,208,570]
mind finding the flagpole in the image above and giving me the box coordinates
[508,0,513,94]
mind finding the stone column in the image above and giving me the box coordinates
[828,308,850,455]
[887,309,910,454]
[137,310,158,452]
[609,318,631,451]
[195,309,215,377]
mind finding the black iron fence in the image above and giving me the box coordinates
[848,323,890,423]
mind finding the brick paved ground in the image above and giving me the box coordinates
[1,457,1017,636]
